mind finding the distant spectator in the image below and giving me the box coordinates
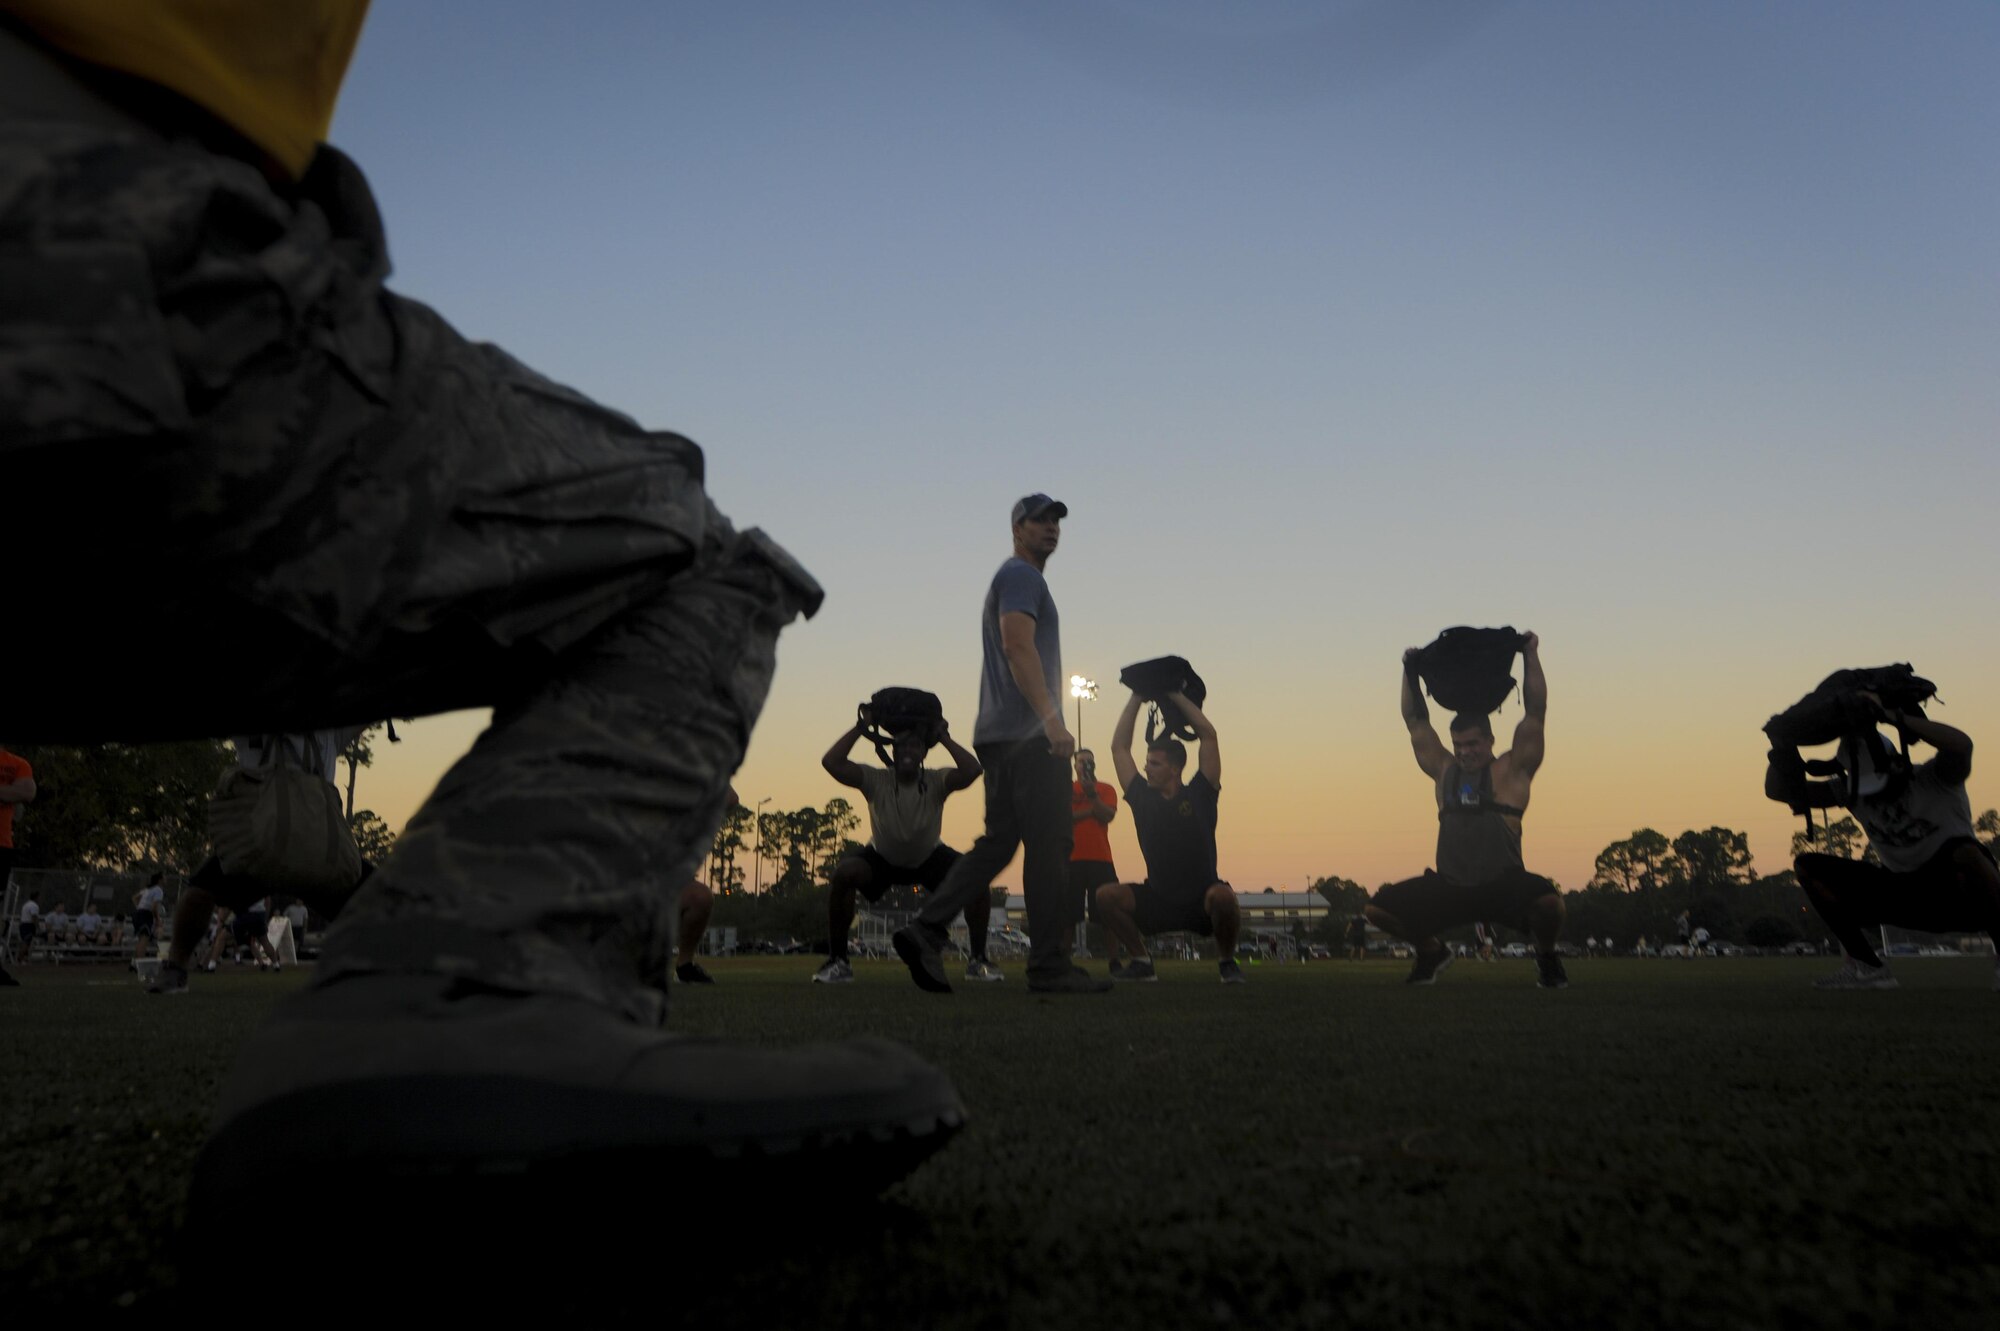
[133,873,167,960]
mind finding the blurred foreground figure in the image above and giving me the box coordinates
[1766,680,2000,991]
[1367,633,1566,988]
[0,4,962,1221]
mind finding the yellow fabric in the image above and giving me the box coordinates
[1,0,370,178]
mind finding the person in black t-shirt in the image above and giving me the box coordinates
[1095,690,1244,984]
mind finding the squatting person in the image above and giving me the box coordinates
[1094,690,1244,984]
[1367,633,1566,987]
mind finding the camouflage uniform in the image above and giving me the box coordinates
[1,45,819,1025]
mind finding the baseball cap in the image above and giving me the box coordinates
[1011,493,1068,525]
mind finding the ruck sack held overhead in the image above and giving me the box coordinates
[1119,656,1206,742]
[859,686,945,765]
[1412,627,1528,716]
[1762,664,1936,750]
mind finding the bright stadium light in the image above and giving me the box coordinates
[1069,675,1097,745]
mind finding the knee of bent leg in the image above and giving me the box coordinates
[1205,884,1238,921]
[1096,882,1131,916]
[682,880,714,911]
[830,857,867,895]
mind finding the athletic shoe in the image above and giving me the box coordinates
[892,925,952,994]
[1405,949,1452,986]
[675,961,715,986]
[1536,954,1569,989]
[1113,958,1157,983]
[812,957,855,985]
[1813,958,1898,990]
[148,962,191,995]
[1025,965,1113,995]
[963,958,1005,983]
[1218,958,1246,985]
[1106,959,1128,980]
[186,977,966,1232]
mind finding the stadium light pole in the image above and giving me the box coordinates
[755,796,772,894]
[1070,674,1097,747]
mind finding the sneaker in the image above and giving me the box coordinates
[1536,953,1569,989]
[963,958,1005,983]
[1218,958,1246,985]
[892,925,952,994]
[1026,965,1113,995]
[1813,958,1898,990]
[1113,958,1157,983]
[205,961,218,973]
[187,977,967,1234]
[1106,958,1128,980]
[148,962,191,995]
[675,961,715,985]
[1405,948,1452,986]
[812,957,855,985]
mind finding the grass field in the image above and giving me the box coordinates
[5,955,1998,1326]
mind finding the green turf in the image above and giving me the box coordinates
[5,957,1998,1326]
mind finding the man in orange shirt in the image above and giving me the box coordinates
[1069,750,1123,969]
[0,743,34,986]
[0,6,961,1203]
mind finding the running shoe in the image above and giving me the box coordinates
[675,961,716,985]
[148,962,191,995]
[963,958,1005,983]
[1405,948,1452,986]
[1114,958,1157,983]
[1813,958,1898,990]
[812,957,855,985]
[1218,958,1246,985]
[1025,965,1113,995]
[1535,954,1569,989]
[892,925,952,994]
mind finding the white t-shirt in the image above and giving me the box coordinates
[77,910,102,932]
[47,909,68,929]
[858,767,956,868]
[1854,759,1977,874]
[284,903,309,929]
[137,886,165,911]
[19,900,39,924]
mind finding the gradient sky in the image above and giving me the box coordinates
[328,0,2000,895]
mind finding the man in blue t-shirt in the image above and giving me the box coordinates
[894,494,1110,995]
[1094,690,1244,984]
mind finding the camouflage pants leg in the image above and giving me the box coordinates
[1,114,819,1023]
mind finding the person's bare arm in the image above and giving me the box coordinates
[820,720,869,789]
[1863,691,1973,785]
[1171,691,1220,786]
[937,721,983,793]
[1110,692,1142,791]
[1076,757,1117,824]
[1508,632,1546,777]
[999,611,1074,759]
[0,775,36,804]
[1765,746,1846,810]
[1401,649,1450,779]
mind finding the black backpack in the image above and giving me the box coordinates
[1764,665,1934,819]
[1763,664,1936,749]
[1412,627,1527,716]
[859,687,945,765]
[1118,657,1206,742]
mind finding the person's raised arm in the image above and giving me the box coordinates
[0,772,36,804]
[820,717,869,789]
[1110,692,1142,790]
[1076,753,1117,824]
[1509,632,1546,776]
[999,610,1074,759]
[1171,691,1220,786]
[1764,745,1845,810]
[1401,649,1450,779]
[1867,692,1974,785]
[936,719,983,793]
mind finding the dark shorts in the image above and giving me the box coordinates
[234,912,269,946]
[1130,878,1228,938]
[133,909,156,937]
[17,921,35,946]
[1371,867,1557,940]
[847,844,960,902]
[1068,859,1119,923]
[1795,838,2000,933]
